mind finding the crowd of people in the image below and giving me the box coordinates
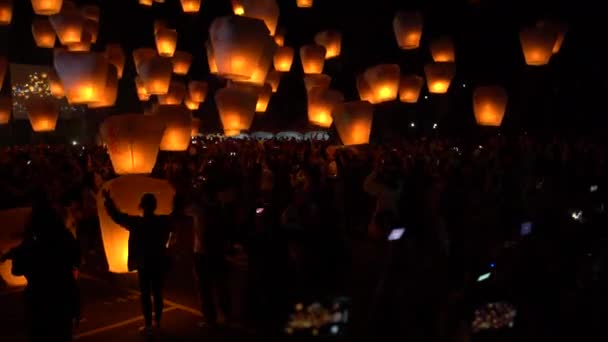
[1,133,607,341]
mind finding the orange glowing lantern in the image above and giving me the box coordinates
[314,30,341,59]
[239,37,276,86]
[0,207,32,287]
[304,74,331,93]
[154,104,192,151]
[519,26,556,66]
[67,30,91,51]
[138,56,173,95]
[88,64,118,109]
[188,80,208,103]
[393,11,423,50]
[361,64,400,104]
[191,117,200,137]
[97,175,175,273]
[300,44,326,74]
[0,95,10,124]
[31,0,63,15]
[273,46,294,72]
[399,74,424,103]
[242,0,279,36]
[356,74,373,102]
[205,40,218,74]
[265,70,281,92]
[172,51,192,75]
[54,51,109,104]
[135,77,150,101]
[49,8,85,45]
[133,48,157,74]
[473,85,508,127]
[155,28,177,58]
[274,27,285,46]
[158,81,186,105]
[231,0,244,15]
[139,0,153,6]
[83,19,99,44]
[32,17,56,48]
[26,98,59,132]
[48,69,64,98]
[307,87,343,128]
[215,87,257,136]
[296,0,313,8]
[81,4,100,22]
[255,83,272,112]
[332,101,373,146]
[430,36,455,62]
[424,62,455,94]
[180,0,201,13]
[0,0,12,26]
[184,96,199,110]
[0,56,6,90]
[537,20,568,54]
[105,44,125,79]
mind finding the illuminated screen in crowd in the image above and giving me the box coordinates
[9,63,85,120]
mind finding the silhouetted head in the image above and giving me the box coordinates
[139,193,157,216]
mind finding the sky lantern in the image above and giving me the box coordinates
[361,64,400,104]
[0,95,10,124]
[424,62,455,94]
[537,20,568,54]
[0,0,12,26]
[54,50,109,104]
[242,0,279,36]
[255,83,272,112]
[139,0,153,6]
[48,69,64,98]
[184,95,199,110]
[300,44,326,74]
[393,11,423,50]
[265,70,281,92]
[83,19,99,44]
[180,0,201,13]
[0,56,6,90]
[26,98,59,132]
[135,76,150,101]
[158,81,186,105]
[81,5,100,22]
[138,56,173,95]
[239,38,276,86]
[314,30,341,59]
[133,48,157,74]
[296,0,313,8]
[32,17,56,48]
[188,80,208,103]
[50,8,85,45]
[332,101,373,146]
[215,87,257,136]
[274,27,285,46]
[96,175,175,273]
[304,74,331,93]
[172,51,192,75]
[105,44,125,79]
[205,40,218,74]
[154,104,192,151]
[209,15,272,81]
[273,46,294,72]
[231,0,244,15]
[356,74,374,102]
[399,74,424,103]
[307,87,343,128]
[0,208,31,286]
[430,36,455,62]
[88,64,118,108]
[67,30,91,51]
[519,26,556,66]
[31,0,63,15]
[155,28,178,57]
[191,117,200,137]
[473,85,508,127]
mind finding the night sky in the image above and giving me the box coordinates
[0,0,604,136]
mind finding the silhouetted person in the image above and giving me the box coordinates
[102,190,173,334]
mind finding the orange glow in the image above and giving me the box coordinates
[26,99,58,132]
[139,0,153,5]
[360,64,400,104]
[536,20,568,54]
[255,84,272,113]
[89,65,119,109]
[68,41,91,52]
[473,86,508,127]
[273,46,294,72]
[32,17,56,48]
[139,56,173,95]
[0,207,32,286]
[154,105,193,152]
[185,97,199,110]
[172,51,193,75]
[307,87,343,128]
[191,117,200,137]
[135,77,149,101]
[180,0,201,12]
[265,70,281,92]
[314,30,341,59]
[215,87,257,135]
[399,75,424,103]
[49,8,84,45]
[430,36,455,62]
[155,28,177,58]
[424,62,455,94]
[393,11,423,49]
[105,44,125,79]
[0,95,10,124]
[205,41,218,74]
[188,81,208,103]
[224,129,241,137]
[300,44,326,74]
[296,0,313,8]
[0,1,12,26]
[48,70,64,98]
[158,81,186,105]
[274,28,285,46]
[232,0,244,15]
[54,51,109,104]
[519,26,555,66]
[332,101,373,146]
[31,0,63,15]
[132,48,157,74]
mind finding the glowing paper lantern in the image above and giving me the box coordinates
[191,117,200,137]
[255,83,272,112]
[332,101,373,146]
[88,64,118,108]
[180,0,201,12]
[155,28,177,57]
[172,51,192,75]
[393,11,423,50]
[239,38,276,86]
[139,0,153,6]
[54,51,109,104]
[0,95,10,124]
[83,19,99,44]
[50,8,85,45]
[81,5,100,22]
[31,0,63,15]
[296,0,312,8]
[48,69,64,98]
[399,74,424,103]
[361,64,400,104]
[356,74,373,102]
[473,85,508,127]
[0,207,32,287]
[430,36,455,62]
[158,81,186,105]
[265,70,281,92]
[97,175,175,273]
[184,96,199,110]
[138,56,173,95]
[307,87,343,128]
[26,98,59,132]
[0,0,12,26]
[300,44,326,74]
[133,48,157,74]
[0,56,6,90]
[273,46,294,72]
[274,28,285,46]
[215,87,257,136]
[209,15,272,81]
[304,74,331,93]
[188,80,208,103]
[153,105,192,151]
[135,77,150,101]
[314,30,341,59]
[67,30,91,51]
[242,0,279,36]
[519,26,556,66]
[231,0,244,15]
[205,40,218,74]
[424,62,455,94]
[105,44,125,79]
[32,17,56,48]
[537,20,568,54]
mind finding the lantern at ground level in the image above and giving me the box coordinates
[50,8,84,45]
[300,44,326,74]
[88,65,118,108]
[314,30,341,59]
[242,0,279,35]
[307,87,343,128]
[519,26,555,66]
[430,36,455,62]
[32,17,56,48]
[97,175,175,273]
[48,69,64,98]
[296,0,312,8]
[101,114,165,174]
[180,0,201,13]
[135,77,149,101]
[361,64,400,104]
[26,98,59,132]
[0,0,12,26]
[537,20,568,54]
[158,81,186,105]
[473,85,508,127]
[273,46,294,72]
[332,101,373,146]
[393,11,423,49]
[138,56,172,95]
[231,0,244,15]
[0,207,32,286]
[154,105,192,151]
[155,28,177,57]
[0,95,10,124]
[205,40,218,74]
[54,51,109,104]
[399,74,424,103]
[188,81,208,103]
[31,0,63,15]
[0,56,7,90]
[172,51,192,75]
[191,117,200,137]
[133,48,157,74]
[265,70,281,92]
[215,87,257,135]
[304,74,331,93]
[274,28,285,46]
[184,96,199,110]
[105,44,125,78]
[424,62,455,94]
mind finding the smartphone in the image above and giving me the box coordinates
[477,272,491,282]
[388,228,405,241]
[520,221,533,236]
[256,207,265,215]
[590,185,599,193]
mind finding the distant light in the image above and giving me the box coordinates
[432,123,438,129]
[490,263,495,268]
[462,83,467,88]
[72,140,78,146]
[410,122,415,128]
[330,325,339,335]
[424,95,428,100]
